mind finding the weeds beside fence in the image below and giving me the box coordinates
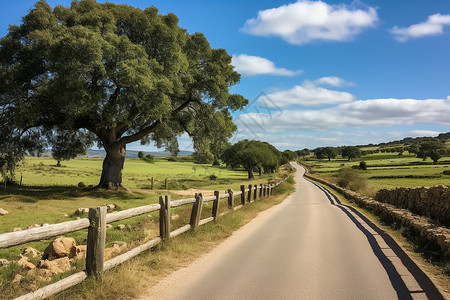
[0,179,287,300]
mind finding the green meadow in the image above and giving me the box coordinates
[303,152,450,190]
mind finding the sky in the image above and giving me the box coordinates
[1,0,450,151]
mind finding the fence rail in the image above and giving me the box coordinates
[3,178,288,300]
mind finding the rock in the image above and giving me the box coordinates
[37,257,71,274]
[13,227,22,232]
[43,237,77,260]
[63,214,69,217]
[78,182,86,188]
[76,217,80,220]
[74,245,87,260]
[27,224,40,229]
[0,208,8,215]
[74,208,89,216]
[36,269,53,281]
[0,258,11,267]
[106,204,116,212]
[104,244,121,260]
[106,224,113,229]
[22,247,41,258]
[18,256,36,270]
[12,274,24,284]
[171,214,180,221]
[41,223,49,227]
[116,224,126,230]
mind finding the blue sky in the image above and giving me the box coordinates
[1,0,450,151]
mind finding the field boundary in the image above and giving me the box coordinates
[1,179,287,300]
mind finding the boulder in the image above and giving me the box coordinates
[37,257,71,274]
[0,208,8,215]
[13,227,22,232]
[106,224,113,229]
[22,247,41,258]
[116,224,126,230]
[43,237,77,260]
[104,244,121,261]
[17,256,35,270]
[0,258,11,267]
[27,224,40,229]
[106,204,116,212]
[171,214,180,221]
[74,245,87,260]
[78,182,86,188]
[74,208,89,216]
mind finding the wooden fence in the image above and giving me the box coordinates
[0,178,287,300]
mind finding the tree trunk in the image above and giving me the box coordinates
[258,167,262,176]
[56,160,61,167]
[247,167,254,179]
[98,145,127,189]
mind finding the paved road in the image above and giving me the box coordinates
[141,162,443,300]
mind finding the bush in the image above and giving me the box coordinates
[167,156,176,162]
[336,168,369,193]
[443,170,450,175]
[359,161,367,170]
[286,176,295,184]
[209,174,217,180]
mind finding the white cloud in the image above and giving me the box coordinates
[231,54,302,76]
[259,80,355,107]
[391,14,450,41]
[242,0,378,45]
[313,76,355,87]
[238,97,450,133]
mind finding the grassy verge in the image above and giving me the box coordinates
[308,178,450,296]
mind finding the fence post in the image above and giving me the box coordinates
[165,178,168,190]
[86,206,107,281]
[266,184,270,197]
[248,184,252,203]
[270,184,273,196]
[240,185,246,205]
[254,185,258,201]
[213,191,220,220]
[190,193,203,229]
[151,177,154,190]
[228,189,234,209]
[260,184,263,198]
[159,195,171,240]
[20,175,23,186]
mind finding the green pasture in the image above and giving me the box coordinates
[304,153,450,190]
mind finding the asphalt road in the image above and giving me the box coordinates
[141,162,443,300]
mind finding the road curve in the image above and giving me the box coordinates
[140,162,442,300]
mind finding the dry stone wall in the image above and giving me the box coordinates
[375,186,450,227]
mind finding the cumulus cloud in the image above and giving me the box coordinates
[259,80,355,107]
[231,54,302,76]
[241,0,378,45]
[391,13,450,41]
[238,97,450,133]
[313,76,355,87]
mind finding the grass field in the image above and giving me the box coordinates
[302,153,450,191]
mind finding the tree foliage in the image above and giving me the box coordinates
[314,147,337,161]
[341,146,361,161]
[0,0,247,188]
[222,140,281,179]
[417,141,446,163]
[49,130,94,166]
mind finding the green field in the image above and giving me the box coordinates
[303,153,450,190]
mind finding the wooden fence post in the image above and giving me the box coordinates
[20,175,22,186]
[190,193,203,229]
[260,184,263,198]
[266,185,270,197]
[213,191,220,220]
[151,177,154,190]
[248,184,252,203]
[240,185,246,205]
[228,189,234,209]
[86,206,107,280]
[254,185,257,201]
[159,195,171,240]
[165,178,168,190]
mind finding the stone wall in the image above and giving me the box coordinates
[303,171,450,259]
[375,186,450,227]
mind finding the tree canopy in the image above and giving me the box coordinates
[314,147,337,161]
[417,141,447,163]
[222,140,281,179]
[0,0,247,188]
[341,146,361,161]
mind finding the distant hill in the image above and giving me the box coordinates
[83,149,193,158]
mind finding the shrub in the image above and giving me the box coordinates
[142,154,155,163]
[286,176,295,184]
[167,156,176,162]
[209,174,217,180]
[337,168,369,193]
[443,170,450,175]
[359,161,368,170]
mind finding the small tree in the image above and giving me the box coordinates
[341,146,362,161]
[417,141,446,163]
[50,130,94,166]
[137,151,145,159]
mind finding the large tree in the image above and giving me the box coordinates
[49,130,94,166]
[0,0,247,188]
[417,141,446,163]
[222,140,281,179]
[341,146,361,161]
